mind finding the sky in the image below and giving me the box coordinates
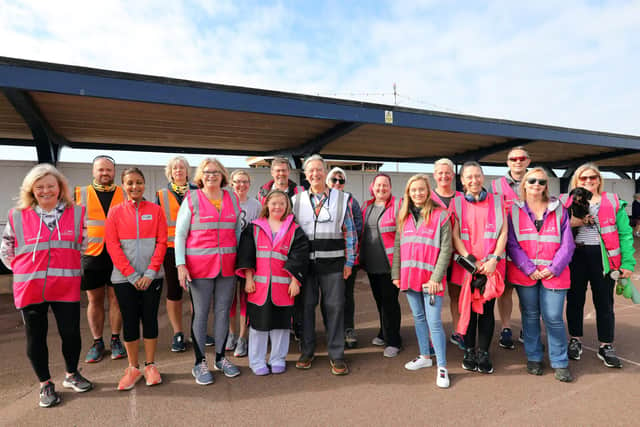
[1,0,639,170]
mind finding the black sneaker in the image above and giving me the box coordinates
[62,371,93,392]
[526,361,543,376]
[499,328,515,349]
[462,348,477,371]
[477,351,494,374]
[554,367,573,382]
[568,338,582,360]
[597,345,622,368]
[39,382,61,408]
[171,332,186,352]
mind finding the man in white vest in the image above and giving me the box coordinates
[292,155,357,375]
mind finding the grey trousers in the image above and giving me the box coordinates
[189,275,235,363]
[301,270,345,361]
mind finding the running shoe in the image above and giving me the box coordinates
[205,335,215,347]
[383,346,401,358]
[214,358,241,378]
[371,336,385,346]
[450,333,466,350]
[499,328,515,350]
[526,361,543,376]
[234,337,248,357]
[171,332,186,352]
[39,381,61,408]
[296,354,314,369]
[554,367,573,382]
[477,351,494,374]
[111,337,127,360]
[85,340,105,363]
[62,371,93,392]
[225,333,237,351]
[598,344,622,368]
[330,359,349,376]
[568,338,582,360]
[117,366,142,391]
[462,348,477,371]
[436,367,450,388]
[144,363,163,386]
[345,328,358,349]
[192,360,214,385]
[404,356,433,371]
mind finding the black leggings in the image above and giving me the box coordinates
[463,298,496,352]
[22,301,81,382]
[113,280,162,342]
[368,272,402,347]
[163,248,183,301]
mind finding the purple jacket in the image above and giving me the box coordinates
[507,198,575,278]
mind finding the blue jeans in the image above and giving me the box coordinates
[405,290,447,367]
[516,283,569,368]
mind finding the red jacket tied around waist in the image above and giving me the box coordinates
[185,188,240,279]
[9,205,84,309]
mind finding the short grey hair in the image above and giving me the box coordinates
[303,154,326,171]
[434,158,455,173]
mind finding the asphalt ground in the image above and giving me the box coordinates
[1,244,640,426]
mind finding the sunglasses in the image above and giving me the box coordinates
[508,156,528,162]
[526,178,547,186]
[578,174,599,181]
[331,178,346,185]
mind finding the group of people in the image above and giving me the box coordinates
[1,147,636,408]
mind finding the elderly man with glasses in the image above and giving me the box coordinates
[292,155,357,375]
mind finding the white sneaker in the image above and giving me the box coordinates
[436,367,450,388]
[404,356,433,370]
[371,337,385,346]
[383,346,401,358]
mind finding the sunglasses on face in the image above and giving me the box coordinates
[331,178,346,185]
[578,174,599,182]
[526,178,547,186]
[508,156,528,162]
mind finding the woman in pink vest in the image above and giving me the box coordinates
[431,158,466,351]
[360,173,403,357]
[392,174,452,388]
[562,163,636,368]
[506,168,574,382]
[106,167,168,391]
[236,190,309,375]
[175,158,242,385]
[451,161,507,375]
[1,164,92,408]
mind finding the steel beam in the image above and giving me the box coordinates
[404,138,534,163]
[542,148,639,169]
[266,122,361,158]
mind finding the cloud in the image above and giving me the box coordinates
[1,0,639,136]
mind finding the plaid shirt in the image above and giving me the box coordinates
[309,189,357,267]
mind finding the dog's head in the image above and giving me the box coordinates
[568,187,592,218]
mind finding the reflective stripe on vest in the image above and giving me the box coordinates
[454,193,503,258]
[158,188,179,247]
[362,196,401,268]
[75,185,124,256]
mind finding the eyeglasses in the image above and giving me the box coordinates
[526,178,547,186]
[508,156,528,162]
[330,178,346,185]
[203,170,222,176]
[232,180,249,185]
[316,204,333,223]
[578,174,599,182]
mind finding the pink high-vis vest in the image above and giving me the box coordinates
[361,196,402,267]
[248,215,298,307]
[185,189,239,279]
[431,190,463,227]
[9,205,84,309]
[492,176,519,213]
[559,191,621,270]
[450,193,505,285]
[399,208,450,294]
[507,201,570,289]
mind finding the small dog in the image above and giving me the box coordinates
[568,187,592,219]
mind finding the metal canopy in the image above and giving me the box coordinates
[1,56,639,173]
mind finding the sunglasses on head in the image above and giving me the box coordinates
[526,178,547,186]
[578,174,599,181]
[508,156,528,162]
[331,178,346,185]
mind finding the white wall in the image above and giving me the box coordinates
[0,160,635,226]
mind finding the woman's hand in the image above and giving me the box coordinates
[422,280,441,295]
[529,270,542,281]
[136,276,152,290]
[620,268,633,279]
[288,279,301,297]
[245,277,256,293]
[177,264,191,290]
[539,268,554,279]
[478,257,498,275]
[392,279,400,288]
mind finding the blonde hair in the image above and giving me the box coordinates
[193,158,229,189]
[230,169,251,184]
[18,163,73,210]
[520,167,550,202]
[397,174,438,231]
[259,190,292,219]
[434,158,455,173]
[569,163,603,194]
[165,156,191,182]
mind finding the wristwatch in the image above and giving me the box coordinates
[487,254,500,260]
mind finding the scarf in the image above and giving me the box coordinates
[92,179,116,192]
[171,182,189,196]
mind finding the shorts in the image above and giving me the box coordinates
[81,268,113,291]
[163,248,183,301]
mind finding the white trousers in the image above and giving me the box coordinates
[248,327,290,371]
